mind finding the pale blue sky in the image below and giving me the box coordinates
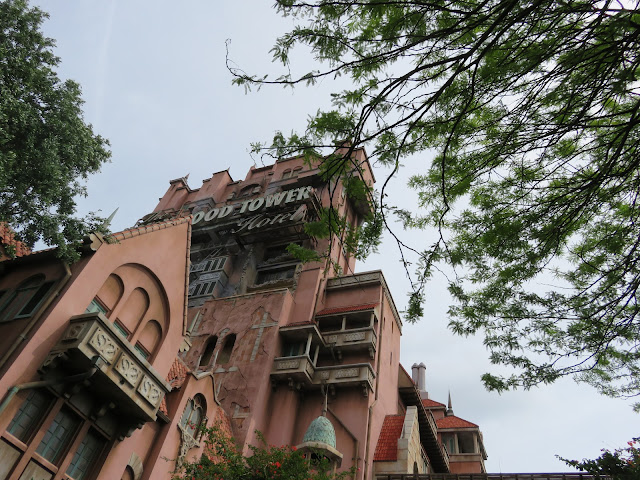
[31,0,637,472]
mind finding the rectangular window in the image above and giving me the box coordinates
[112,321,130,339]
[15,281,54,318]
[282,342,303,357]
[36,407,81,464]
[66,429,106,480]
[85,299,108,316]
[134,343,150,360]
[7,389,52,442]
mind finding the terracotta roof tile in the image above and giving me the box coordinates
[436,415,478,429]
[166,357,191,390]
[422,398,446,409]
[159,397,168,416]
[373,414,405,462]
[316,303,378,317]
[159,357,192,416]
[0,223,31,260]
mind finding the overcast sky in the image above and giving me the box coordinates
[31,0,636,473]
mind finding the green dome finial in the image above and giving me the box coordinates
[302,415,337,448]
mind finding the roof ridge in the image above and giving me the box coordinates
[107,215,191,243]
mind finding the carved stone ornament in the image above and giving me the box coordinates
[115,353,143,386]
[176,425,199,469]
[335,368,359,378]
[89,328,119,363]
[276,359,300,370]
[62,321,87,342]
[344,332,366,342]
[325,335,338,344]
[137,375,163,407]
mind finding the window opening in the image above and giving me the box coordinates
[112,321,130,339]
[134,343,150,360]
[0,276,54,322]
[36,406,81,464]
[199,336,218,367]
[217,334,236,365]
[282,342,304,357]
[85,298,108,316]
[7,389,52,442]
[180,396,206,438]
[66,428,107,480]
[282,169,292,179]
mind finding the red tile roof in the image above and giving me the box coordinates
[167,357,190,389]
[436,415,478,429]
[159,357,192,416]
[316,303,378,316]
[422,398,446,409]
[283,321,315,327]
[0,223,31,259]
[373,414,405,462]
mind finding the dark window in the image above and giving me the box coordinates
[199,336,218,367]
[7,389,52,442]
[217,334,236,365]
[282,342,303,357]
[36,406,81,464]
[0,276,54,322]
[66,428,107,480]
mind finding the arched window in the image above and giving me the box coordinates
[281,169,292,179]
[117,287,149,333]
[0,275,54,323]
[216,334,236,365]
[292,166,303,176]
[180,395,207,438]
[135,320,162,360]
[199,336,218,367]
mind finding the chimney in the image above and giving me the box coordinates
[412,362,429,399]
[411,363,419,385]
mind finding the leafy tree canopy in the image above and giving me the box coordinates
[230,0,640,407]
[0,0,110,261]
[558,438,640,480]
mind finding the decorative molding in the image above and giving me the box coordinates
[344,332,365,342]
[115,353,143,386]
[89,327,119,363]
[335,368,359,378]
[276,359,300,370]
[137,375,163,407]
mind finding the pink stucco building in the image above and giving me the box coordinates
[0,147,487,480]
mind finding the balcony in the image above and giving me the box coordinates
[41,312,171,425]
[271,356,375,396]
[322,327,377,359]
[313,363,375,396]
[271,355,316,386]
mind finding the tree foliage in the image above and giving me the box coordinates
[0,0,110,261]
[230,0,640,406]
[175,424,354,480]
[558,438,640,480]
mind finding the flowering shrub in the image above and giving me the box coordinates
[175,424,354,480]
[557,438,639,480]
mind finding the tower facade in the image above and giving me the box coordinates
[0,147,487,480]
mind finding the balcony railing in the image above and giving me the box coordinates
[322,327,377,359]
[41,312,171,425]
[271,358,375,396]
[271,355,316,385]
